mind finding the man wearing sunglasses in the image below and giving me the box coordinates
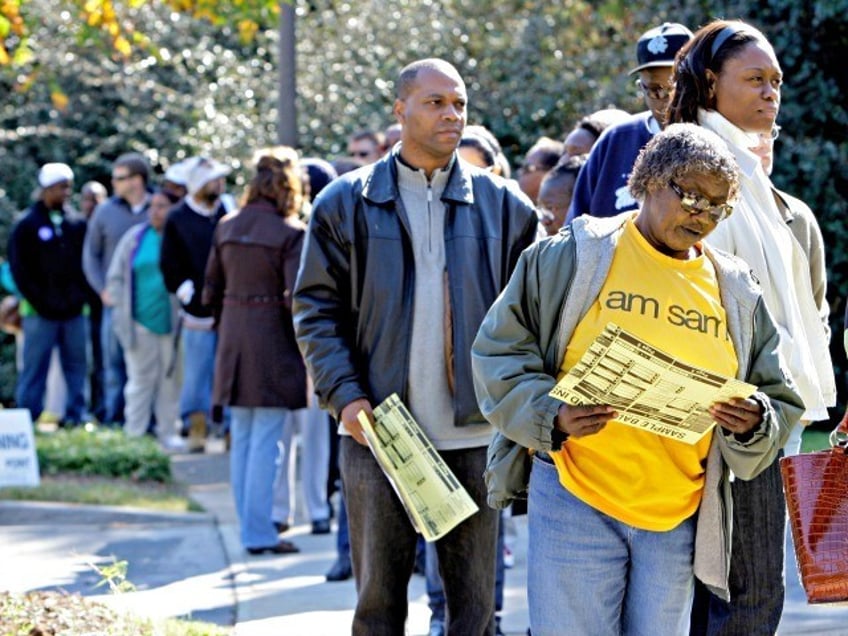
[567,22,693,224]
[83,152,152,425]
[347,129,386,164]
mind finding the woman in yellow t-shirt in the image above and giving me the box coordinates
[472,123,803,636]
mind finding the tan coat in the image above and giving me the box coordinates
[203,200,307,409]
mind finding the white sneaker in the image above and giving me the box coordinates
[161,435,189,453]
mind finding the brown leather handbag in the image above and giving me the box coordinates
[780,416,848,603]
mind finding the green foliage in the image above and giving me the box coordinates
[36,427,172,483]
[0,0,845,419]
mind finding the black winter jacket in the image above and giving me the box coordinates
[8,201,89,320]
[160,200,225,318]
[293,151,538,426]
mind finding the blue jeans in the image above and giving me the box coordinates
[689,454,786,636]
[528,455,695,636]
[336,488,350,559]
[17,314,87,423]
[272,399,331,524]
[179,327,216,421]
[230,406,287,549]
[101,306,127,423]
[341,438,497,635]
[425,540,446,630]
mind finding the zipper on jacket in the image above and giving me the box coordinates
[427,184,433,252]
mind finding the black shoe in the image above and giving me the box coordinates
[246,540,299,555]
[311,519,331,535]
[325,556,353,581]
[275,522,290,534]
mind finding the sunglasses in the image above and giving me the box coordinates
[669,181,733,223]
[635,79,671,101]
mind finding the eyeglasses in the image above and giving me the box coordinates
[519,163,545,175]
[669,181,733,223]
[112,173,135,182]
[635,79,671,101]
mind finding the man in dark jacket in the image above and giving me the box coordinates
[160,157,232,451]
[293,58,538,635]
[8,163,89,425]
[567,22,693,222]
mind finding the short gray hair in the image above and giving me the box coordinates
[628,123,740,202]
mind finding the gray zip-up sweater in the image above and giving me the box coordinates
[471,212,804,601]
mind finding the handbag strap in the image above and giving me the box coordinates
[831,407,848,449]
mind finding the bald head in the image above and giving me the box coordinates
[397,58,463,100]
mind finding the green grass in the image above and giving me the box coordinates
[0,473,203,512]
[0,426,201,511]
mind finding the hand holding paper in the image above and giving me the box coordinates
[355,394,478,541]
[556,403,618,438]
[709,397,763,436]
[341,398,372,446]
[549,323,757,444]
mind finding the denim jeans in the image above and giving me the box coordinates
[336,487,351,560]
[230,406,287,549]
[272,399,331,524]
[101,306,127,423]
[689,454,786,636]
[341,437,497,636]
[528,455,695,636]
[425,540,446,630]
[17,314,87,423]
[179,327,216,421]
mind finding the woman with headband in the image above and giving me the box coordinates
[667,19,834,634]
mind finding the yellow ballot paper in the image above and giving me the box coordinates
[549,323,758,444]
[356,394,479,541]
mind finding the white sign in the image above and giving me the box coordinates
[0,409,40,487]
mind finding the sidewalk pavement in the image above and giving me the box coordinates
[1,445,846,635]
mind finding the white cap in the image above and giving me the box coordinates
[38,163,74,188]
[164,157,200,186]
[186,157,231,196]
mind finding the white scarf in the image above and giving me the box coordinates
[700,109,835,421]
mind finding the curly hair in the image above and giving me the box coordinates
[667,19,770,125]
[628,123,740,203]
[244,146,302,217]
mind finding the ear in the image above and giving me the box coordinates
[705,69,717,99]
[393,99,405,125]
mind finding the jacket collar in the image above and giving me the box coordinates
[32,200,65,218]
[362,147,474,206]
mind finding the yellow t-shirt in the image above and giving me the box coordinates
[552,218,738,531]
